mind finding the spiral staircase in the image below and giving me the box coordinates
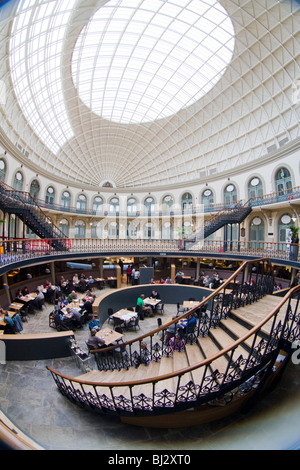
[47,258,300,428]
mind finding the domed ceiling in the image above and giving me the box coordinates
[0,0,299,188]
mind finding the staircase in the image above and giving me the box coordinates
[185,200,252,247]
[74,294,284,403]
[47,259,300,427]
[0,181,68,251]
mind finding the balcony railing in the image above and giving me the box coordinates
[0,237,298,270]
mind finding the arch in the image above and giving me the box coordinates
[45,185,55,206]
[74,219,86,238]
[0,158,7,182]
[60,190,71,210]
[12,170,24,191]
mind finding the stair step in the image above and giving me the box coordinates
[231,295,285,334]
[185,344,207,387]
[209,327,247,361]
[197,336,229,375]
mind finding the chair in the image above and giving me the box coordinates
[125,316,140,331]
[49,312,56,329]
[107,308,114,324]
[113,316,125,331]
[157,317,162,328]
[156,303,164,315]
[20,307,29,322]
[135,305,144,320]
[177,303,186,315]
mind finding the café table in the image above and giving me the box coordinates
[112,309,137,325]
[96,327,123,346]
[8,302,24,311]
[182,300,201,309]
[144,297,161,307]
[105,277,117,288]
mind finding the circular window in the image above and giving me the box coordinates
[226,184,234,192]
[281,215,291,224]
[251,178,260,186]
[72,0,235,124]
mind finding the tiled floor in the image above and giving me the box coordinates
[1,284,300,450]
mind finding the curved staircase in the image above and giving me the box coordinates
[47,259,300,428]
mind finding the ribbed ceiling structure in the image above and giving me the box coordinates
[0,0,299,188]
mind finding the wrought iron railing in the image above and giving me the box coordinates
[46,258,300,418]
[0,237,298,269]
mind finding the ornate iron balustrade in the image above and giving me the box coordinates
[0,237,299,269]
[46,258,300,419]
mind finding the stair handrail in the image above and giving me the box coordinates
[46,283,299,394]
[186,199,252,242]
[0,180,68,240]
[47,258,282,389]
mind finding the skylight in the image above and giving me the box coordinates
[72,0,235,124]
[9,0,76,154]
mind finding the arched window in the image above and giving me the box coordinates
[248,178,263,199]
[162,195,173,215]
[108,221,119,239]
[109,197,119,215]
[59,219,69,237]
[143,222,154,239]
[61,191,71,210]
[249,216,265,249]
[161,221,173,240]
[76,194,87,212]
[127,198,137,216]
[45,186,55,206]
[13,171,23,191]
[127,221,138,239]
[181,192,193,214]
[0,159,6,181]
[91,221,103,239]
[29,179,40,200]
[275,168,292,194]
[75,220,86,238]
[278,214,293,250]
[144,197,154,216]
[92,196,103,215]
[201,189,214,210]
[224,184,237,206]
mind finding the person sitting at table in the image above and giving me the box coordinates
[165,276,172,284]
[88,314,100,331]
[67,290,77,303]
[178,313,197,337]
[169,333,185,352]
[151,289,160,300]
[3,311,16,334]
[86,329,106,351]
[58,295,68,309]
[73,273,79,284]
[21,286,30,296]
[87,276,94,287]
[33,289,45,310]
[163,316,177,345]
[65,307,83,328]
[136,294,153,318]
[79,299,93,324]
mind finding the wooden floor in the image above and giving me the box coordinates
[75,294,289,398]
